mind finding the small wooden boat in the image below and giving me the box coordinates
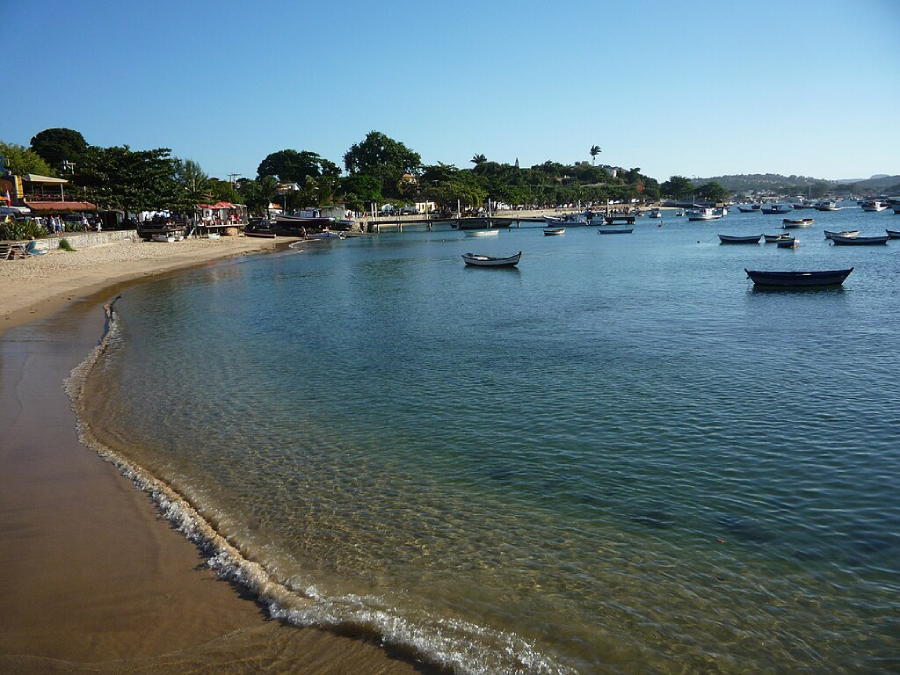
[462,251,522,267]
[543,227,566,236]
[464,229,499,237]
[776,237,798,248]
[737,204,762,212]
[244,230,276,238]
[783,218,815,228]
[885,229,900,239]
[687,207,722,221]
[830,234,889,246]
[597,228,633,234]
[718,234,761,244]
[824,230,859,240]
[764,233,793,243]
[745,268,853,287]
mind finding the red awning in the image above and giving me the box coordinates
[24,200,97,213]
[198,201,236,209]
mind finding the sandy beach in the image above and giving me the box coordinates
[0,234,437,674]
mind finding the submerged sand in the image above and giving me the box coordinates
[0,235,438,674]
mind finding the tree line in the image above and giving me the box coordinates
[1,128,732,217]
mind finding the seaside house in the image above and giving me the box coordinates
[17,173,97,216]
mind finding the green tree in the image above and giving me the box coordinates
[207,178,242,204]
[470,154,487,166]
[0,142,56,176]
[338,174,383,211]
[660,175,696,200]
[30,128,89,172]
[238,176,279,215]
[76,146,180,216]
[590,145,601,165]
[696,181,730,203]
[343,131,421,199]
[257,149,340,183]
[173,158,209,206]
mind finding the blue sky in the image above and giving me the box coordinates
[4,0,899,183]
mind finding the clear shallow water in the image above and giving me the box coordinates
[84,207,900,674]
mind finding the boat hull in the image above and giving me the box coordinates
[462,252,522,267]
[745,268,853,287]
[719,234,761,244]
[597,228,633,234]
[830,235,888,246]
[542,228,566,236]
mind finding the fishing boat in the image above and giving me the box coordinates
[648,208,662,218]
[687,207,723,221]
[462,251,522,267]
[718,234,761,244]
[464,229,499,237]
[776,237,799,248]
[830,234,889,246]
[886,229,900,239]
[761,203,793,215]
[745,268,853,287]
[824,230,859,240]
[597,228,634,234]
[782,218,815,228]
[815,201,842,211]
[737,204,762,213]
[764,233,793,243]
[542,228,566,236]
[861,200,888,212]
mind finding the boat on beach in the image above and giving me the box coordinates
[462,251,521,267]
[830,234,889,246]
[745,268,853,287]
[542,227,566,236]
[719,234,761,244]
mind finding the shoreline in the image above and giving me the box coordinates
[0,235,441,674]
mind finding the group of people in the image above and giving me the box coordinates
[42,214,102,234]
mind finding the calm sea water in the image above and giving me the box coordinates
[83,204,900,674]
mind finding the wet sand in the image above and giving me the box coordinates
[0,238,438,674]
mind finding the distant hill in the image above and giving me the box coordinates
[698,173,900,196]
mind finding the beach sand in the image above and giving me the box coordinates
[0,235,437,674]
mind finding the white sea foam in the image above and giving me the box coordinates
[64,301,575,675]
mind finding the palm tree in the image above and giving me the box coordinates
[590,145,601,166]
[471,154,487,166]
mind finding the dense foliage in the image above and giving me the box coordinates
[0,218,48,241]
[0,142,55,177]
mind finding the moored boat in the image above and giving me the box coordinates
[815,201,842,211]
[307,230,345,240]
[687,207,723,221]
[462,251,522,267]
[830,234,889,246]
[718,234,761,244]
[776,237,799,248]
[861,200,888,212]
[764,233,793,243]
[761,203,793,215]
[597,228,633,234]
[824,230,859,240]
[782,218,815,228]
[737,203,762,213]
[886,229,900,239]
[464,229,499,237]
[542,227,566,236]
[648,207,662,218]
[745,268,853,287]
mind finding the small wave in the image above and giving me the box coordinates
[64,300,575,675]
